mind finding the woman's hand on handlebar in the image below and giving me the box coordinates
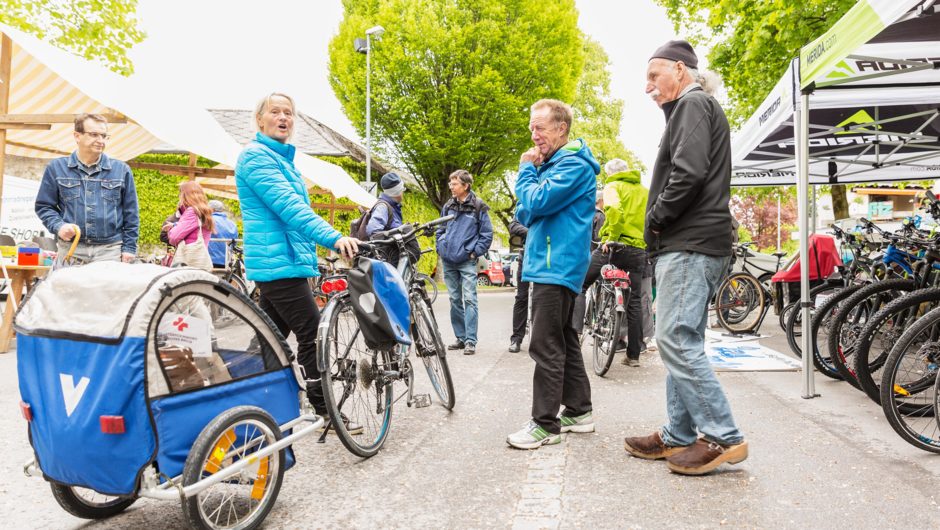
[334,236,360,260]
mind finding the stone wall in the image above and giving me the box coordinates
[4,155,48,182]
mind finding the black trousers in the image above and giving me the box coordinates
[574,246,648,359]
[530,283,592,434]
[510,254,529,343]
[256,277,326,414]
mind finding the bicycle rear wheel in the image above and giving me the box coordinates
[412,295,455,409]
[853,288,940,405]
[880,306,940,453]
[319,295,393,458]
[715,273,765,333]
[784,283,842,358]
[591,286,621,377]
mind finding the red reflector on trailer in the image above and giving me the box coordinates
[333,278,348,291]
[100,415,125,434]
[20,401,32,422]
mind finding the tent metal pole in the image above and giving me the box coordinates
[797,92,817,399]
[811,186,817,234]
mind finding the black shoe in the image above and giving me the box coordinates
[508,341,521,353]
[615,340,627,352]
[448,341,466,350]
[464,343,476,355]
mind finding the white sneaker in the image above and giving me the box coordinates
[507,420,562,449]
[559,411,595,433]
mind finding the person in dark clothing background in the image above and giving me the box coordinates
[591,192,605,251]
[508,216,529,353]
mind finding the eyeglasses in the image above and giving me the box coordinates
[80,132,111,140]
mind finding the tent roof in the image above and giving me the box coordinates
[731,0,940,187]
[0,23,375,207]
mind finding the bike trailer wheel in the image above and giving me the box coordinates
[49,484,136,520]
[181,406,285,530]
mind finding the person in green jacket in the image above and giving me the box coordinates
[573,159,649,366]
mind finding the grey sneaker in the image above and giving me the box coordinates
[559,411,595,433]
[621,357,640,367]
[507,420,562,449]
[464,343,476,355]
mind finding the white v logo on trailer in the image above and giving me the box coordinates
[60,373,90,418]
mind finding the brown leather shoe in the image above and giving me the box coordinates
[666,438,748,475]
[623,431,689,460]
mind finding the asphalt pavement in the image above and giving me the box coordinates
[2,291,940,528]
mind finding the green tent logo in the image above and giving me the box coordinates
[825,60,854,80]
[835,109,881,135]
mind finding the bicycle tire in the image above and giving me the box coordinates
[49,485,135,520]
[591,286,621,377]
[181,406,284,530]
[827,279,915,390]
[779,301,796,332]
[807,284,865,379]
[715,272,765,333]
[412,294,455,409]
[879,305,940,453]
[318,295,393,458]
[784,283,842,358]
[580,285,595,346]
[853,287,940,405]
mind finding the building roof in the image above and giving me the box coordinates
[150,109,398,177]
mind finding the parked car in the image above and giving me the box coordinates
[476,249,506,286]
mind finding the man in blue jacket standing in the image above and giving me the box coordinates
[508,98,600,450]
[436,170,493,356]
[208,200,238,268]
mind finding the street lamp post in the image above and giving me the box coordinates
[354,25,385,191]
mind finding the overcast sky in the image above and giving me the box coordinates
[130,0,697,175]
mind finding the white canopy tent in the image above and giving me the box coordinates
[0,23,376,212]
[730,0,940,397]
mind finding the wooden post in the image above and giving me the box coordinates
[329,193,336,225]
[0,33,13,221]
[187,152,198,181]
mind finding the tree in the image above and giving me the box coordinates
[655,0,856,220]
[329,0,583,210]
[1,0,145,76]
[731,189,797,252]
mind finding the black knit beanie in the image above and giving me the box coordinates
[649,40,698,69]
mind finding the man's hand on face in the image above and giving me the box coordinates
[57,224,77,241]
[520,147,542,166]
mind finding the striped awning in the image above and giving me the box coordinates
[0,23,375,208]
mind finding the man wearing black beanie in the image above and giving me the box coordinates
[622,40,748,475]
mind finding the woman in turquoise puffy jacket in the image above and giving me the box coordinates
[235,93,359,425]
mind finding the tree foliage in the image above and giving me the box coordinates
[655,0,856,125]
[731,191,797,252]
[329,0,583,210]
[1,0,146,76]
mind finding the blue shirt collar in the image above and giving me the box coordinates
[255,132,296,162]
[67,151,113,172]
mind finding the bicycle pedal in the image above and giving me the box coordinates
[413,393,432,408]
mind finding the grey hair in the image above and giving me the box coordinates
[685,67,722,96]
[604,158,630,176]
[253,92,296,138]
[449,169,473,189]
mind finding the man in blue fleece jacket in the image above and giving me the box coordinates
[507,99,600,450]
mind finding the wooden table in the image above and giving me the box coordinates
[0,264,50,353]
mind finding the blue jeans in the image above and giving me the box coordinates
[654,251,743,446]
[443,259,479,345]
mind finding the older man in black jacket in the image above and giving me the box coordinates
[623,40,747,476]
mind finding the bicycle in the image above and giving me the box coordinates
[712,242,787,334]
[316,216,456,457]
[582,242,632,377]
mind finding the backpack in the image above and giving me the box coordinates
[350,199,393,240]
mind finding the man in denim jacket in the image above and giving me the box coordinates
[35,114,139,264]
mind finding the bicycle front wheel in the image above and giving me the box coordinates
[319,295,393,458]
[715,273,765,333]
[412,295,455,409]
[591,286,621,377]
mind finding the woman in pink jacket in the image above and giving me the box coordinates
[165,181,215,264]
